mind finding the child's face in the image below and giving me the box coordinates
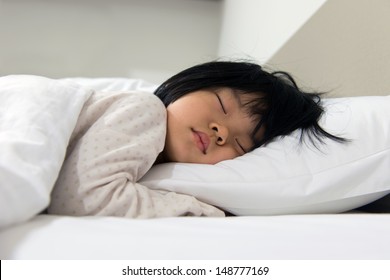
[161,88,262,164]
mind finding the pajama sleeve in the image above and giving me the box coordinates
[48,91,224,218]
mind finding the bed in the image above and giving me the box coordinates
[2,213,390,260]
[1,75,390,260]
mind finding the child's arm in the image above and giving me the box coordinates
[48,91,224,218]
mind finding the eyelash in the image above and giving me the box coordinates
[215,94,227,114]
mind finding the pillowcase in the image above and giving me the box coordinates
[0,75,91,228]
[141,95,390,215]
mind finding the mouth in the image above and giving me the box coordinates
[192,129,210,154]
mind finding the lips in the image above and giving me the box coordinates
[192,129,210,154]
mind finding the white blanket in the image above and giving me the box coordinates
[0,75,92,228]
[0,75,223,229]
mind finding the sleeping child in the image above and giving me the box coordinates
[47,61,346,218]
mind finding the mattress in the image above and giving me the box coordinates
[1,213,389,260]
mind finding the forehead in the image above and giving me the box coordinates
[214,87,259,106]
[215,87,262,115]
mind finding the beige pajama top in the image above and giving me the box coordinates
[48,90,224,218]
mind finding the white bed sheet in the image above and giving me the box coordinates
[1,214,389,260]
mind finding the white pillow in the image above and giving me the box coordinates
[0,75,91,228]
[141,95,390,215]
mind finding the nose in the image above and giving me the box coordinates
[210,123,228,145]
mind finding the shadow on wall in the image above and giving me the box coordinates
[267,0,390,97]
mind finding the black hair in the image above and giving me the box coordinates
[154,60,347,150]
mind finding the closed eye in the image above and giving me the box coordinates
[215,93,227,114]
[235,138,247,154]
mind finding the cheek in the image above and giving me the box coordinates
[208,147,240,164]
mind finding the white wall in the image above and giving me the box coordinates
[3,0,389,96]
[218,0,327,63]
[0,0,223,84]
